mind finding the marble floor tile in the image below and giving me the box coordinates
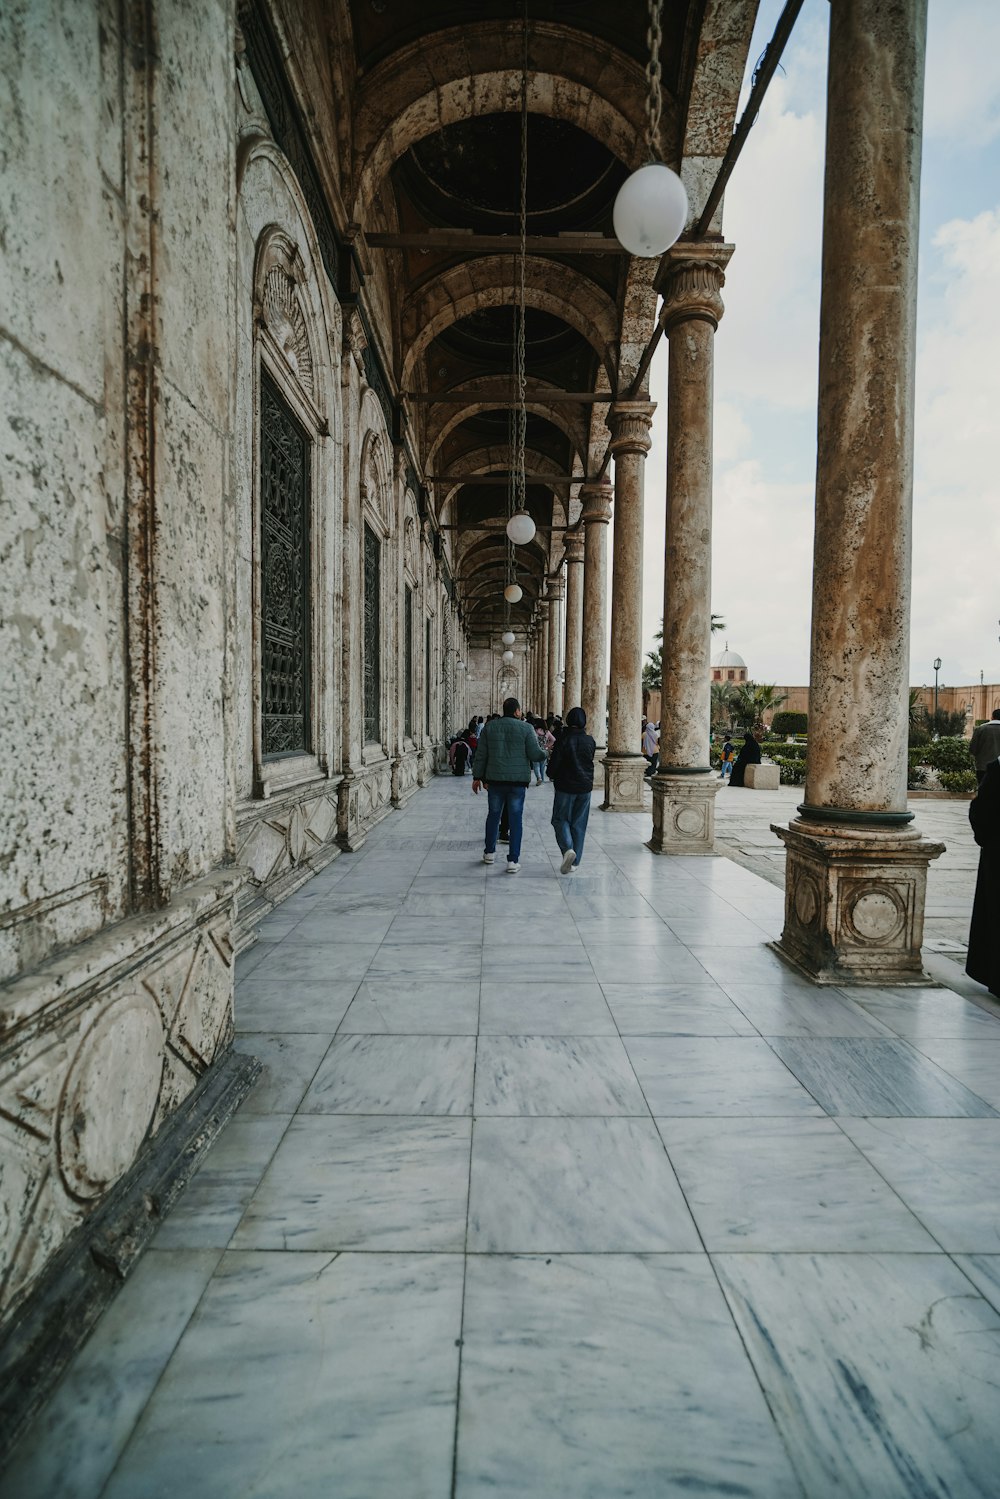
[301,1033,476,1115]
[468,1117,699,1252]
[851,987,1000,1040]
[658,1116,934,1252]
[480,946,594,986]
[768,1037,998,1117]
[715,1251,1000,1499]
[235,977,359,1033]
[398,890,484,917]
[384,914,483,945]
[154,1115,291,1249]
[902,1037,1000,1108]
[101,1252,464,1499]
[474,1036,648,1116]
[602,983,758,1036]
[664,917,774,947]
[478,982,615,1035]
[726,984,894,1038]
[233,939,280,980]
[236,1033,332,1115]
[482,919,581,947]
[292,908,396,943]
[337,979,480,1035]
[455,1254,801,1499]
[367,941,482,981]
[952,1254,1000,1314]
[584,944,712,986]
[624,1036,824,1116]
[250,940,381,982]
[685,944,790,983]
[233,1115,471,1251]
[0,1250,220,1499]
[838,1117,1000,1250]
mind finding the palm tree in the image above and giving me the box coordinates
[730,681,787,732]
[711,681,736,731]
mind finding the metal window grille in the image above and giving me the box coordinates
[363,523,381,742]
[404,585,414,740]
[425,618,432,737]
[260,371,310,757]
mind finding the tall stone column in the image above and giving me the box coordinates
[580,480,612,747]
[563,530,585,713]
[547,574,564,717]
[602,402,655,810]
[774,0,941,984]
[649,244,732,854]
[536,599,550,715]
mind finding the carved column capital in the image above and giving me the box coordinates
[579,480,613,527]
[661,243,734,333]
[546,573,565,602]
[564,529,585,564]
[608,400,656,458]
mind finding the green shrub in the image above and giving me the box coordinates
[763,738,806,758]
[908,724,930,748]
[924,737,973,774]
[772,755,806,786]
[907,763,928,790]
[771,711,807,736]
[938,769,977,793]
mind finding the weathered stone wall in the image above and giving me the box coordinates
[1,0,238,1322]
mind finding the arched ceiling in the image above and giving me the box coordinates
[333,0,757,648]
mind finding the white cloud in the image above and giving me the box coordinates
[924,0,1000,145]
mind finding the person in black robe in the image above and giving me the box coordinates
[967,758,1000,997]
[729,726,763,788]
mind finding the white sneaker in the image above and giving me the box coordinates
[483,852,495,864]
[506,861,520,874]
[560,848,576,875]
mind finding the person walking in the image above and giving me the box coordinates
[642,717,659,777]
[472,697,546,873]
[967,758,1000,997]
[970,709,1000,783]
[547,706,596,873]
[718,734,734,781]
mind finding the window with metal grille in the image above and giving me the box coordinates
[425,617,432,737]
[404,585,414,740]
[363,523,381,742]
[260,370,311,757]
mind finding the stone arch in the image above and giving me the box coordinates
[352,23,662,213]
[401,256,618,390]
[358,391,394,535]
[425,387,588,471]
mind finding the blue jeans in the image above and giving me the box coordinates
[551,789,591,867]
[485,783,527,862]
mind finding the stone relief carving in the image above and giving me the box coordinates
[262,267,314,395]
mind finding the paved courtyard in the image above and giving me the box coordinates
[4,775,1000,1498]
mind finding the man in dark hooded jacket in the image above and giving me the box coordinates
[546,706,596,873]
[967,758,1000,997]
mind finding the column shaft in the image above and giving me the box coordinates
[547,579,564,718]
[562,532,585,712]
[603,402,654,810]
[774,0,942,984]
[580,481,612,746]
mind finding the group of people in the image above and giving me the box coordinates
[463,698,596,875]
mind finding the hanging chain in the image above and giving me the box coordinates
[514,0,529,517]
[644,0,663,162]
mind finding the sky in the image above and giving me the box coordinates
[635,0,1000,692]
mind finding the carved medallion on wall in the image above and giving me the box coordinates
[674,804,706,839]
[843,885,907,945]
[262,268,314,396]
[56,995,164,1203]
[793,874,821,928]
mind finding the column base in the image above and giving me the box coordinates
[771,817,946,985]
[647,773,720,854]
[600,753,648,812]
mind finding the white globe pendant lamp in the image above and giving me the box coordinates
[613,162,687,259]
[502,649,514,664]
[501,630,516,646]
[505,509,536,546]
[504,583,522,604]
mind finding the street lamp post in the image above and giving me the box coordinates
[933,657,942,725]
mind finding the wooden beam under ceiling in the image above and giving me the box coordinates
[366,231,627,255]
[402,389,609,404]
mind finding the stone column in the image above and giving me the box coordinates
[536,599,550,715]
[580,481,612,747]
[649,245,732,854]
[563,530,585,713]
[773,0,941,984]
[547,574,564,717]
[602,402,655,810]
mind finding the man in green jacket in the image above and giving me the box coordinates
[472,697,546,873]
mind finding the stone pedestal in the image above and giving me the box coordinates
[600,754,648,813]
[773,818,944,984]
[745,763,780,790]
[648,773,720,855]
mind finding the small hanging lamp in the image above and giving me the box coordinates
[612,0,688,258]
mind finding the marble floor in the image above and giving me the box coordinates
[5,775,1000,1499]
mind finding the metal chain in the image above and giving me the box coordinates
[645,0,663,161]
[515,0,529,516]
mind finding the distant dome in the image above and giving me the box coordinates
[712,646,747,670]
